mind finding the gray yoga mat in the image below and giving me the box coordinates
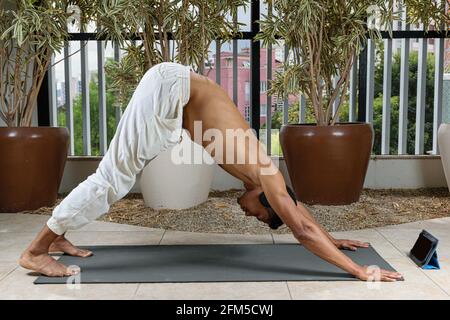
[34,244,397,284]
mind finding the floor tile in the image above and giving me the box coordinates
[78,220,160,232]
[377,227,450,259]
[134,281,291,300]
[0,214,48,233]
[0,262,17,282]
[419,256,450,296]
[1,213,449,300]
[0,233,37,263]
[288,257,448,300]
[0,267,138,300]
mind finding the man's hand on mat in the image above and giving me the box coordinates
[334,239,370,251]
[356,265,403,282]
[48,235,93,258]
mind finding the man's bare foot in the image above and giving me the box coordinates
[49,235,93,258]
[19,250,79,277]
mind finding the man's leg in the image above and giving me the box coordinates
[19,66,165,276]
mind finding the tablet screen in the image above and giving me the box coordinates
[411,234,432,262]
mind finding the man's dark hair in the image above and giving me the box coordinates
[258,185,297,230]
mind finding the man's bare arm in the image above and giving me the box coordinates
[297,205,337,245]
[260,171,360,275]
[298,204,369,251]
[259,170,402,281]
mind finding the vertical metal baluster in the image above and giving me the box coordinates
[283,43,289,125]
[357,46,368,122]
[415,32,428,155]
[114,42,122,128]
[264,0,273,154]
[266,43,272,155]
[298,54,306,124]
[299,95,306,123]
[333,75,340,123]
[398,3,410,154]
[232,12,238,106]
[433,36,445,155]
[432,0,446,155]
[80,32,91,156]
[250,0,261,137]
[382,29,393,155]
[215,40,221,86]
[64,43,75,155]
[366,39,375,124]
[98,41,107,155]
[349,56,358,122]
[48,54,58,127]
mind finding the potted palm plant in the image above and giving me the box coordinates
[0,0,89,212]
[257,0,449,205]
[96,0,247,209]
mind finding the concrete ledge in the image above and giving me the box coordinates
[58,156,448,193]
[365,156,447,189]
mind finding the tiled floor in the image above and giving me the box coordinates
[0,213,449,300]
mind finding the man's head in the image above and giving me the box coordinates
[237,185,297,230]
[237,188,271,224]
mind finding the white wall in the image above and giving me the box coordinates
[58,156,448,194]
[364,156,447,189]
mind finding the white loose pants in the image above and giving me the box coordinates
[47,62,191,235]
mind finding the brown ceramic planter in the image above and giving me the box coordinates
[0,127,69,212]
[280,122,373,205]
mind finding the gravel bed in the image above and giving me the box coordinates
[21,188,450,234]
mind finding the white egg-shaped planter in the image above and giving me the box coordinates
[438,123,450,193]
[140,130,215,209]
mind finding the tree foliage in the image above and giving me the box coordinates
[256,0,449,126]
[97,0,248,107]
[272,50,437,155]
[0,0,95,127]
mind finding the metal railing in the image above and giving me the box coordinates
[357,28,447,156]
[36,0,449,157]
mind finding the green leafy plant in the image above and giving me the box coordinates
[96,0,247,107]
[0,0,93,127]
[256,0,449,126]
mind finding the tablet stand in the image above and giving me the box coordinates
[422,250,440,270]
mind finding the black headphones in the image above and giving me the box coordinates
[258,185,297,230]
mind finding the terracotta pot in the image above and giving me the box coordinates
[438,123,450,193]
[280,122,373,205]
[0,127,69,212]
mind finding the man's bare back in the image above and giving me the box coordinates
[183,72,271,187]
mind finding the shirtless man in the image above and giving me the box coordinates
[19,62,403,282]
